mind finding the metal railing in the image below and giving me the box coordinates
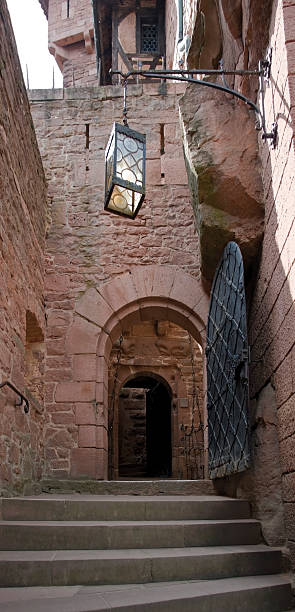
[0,381,29,413]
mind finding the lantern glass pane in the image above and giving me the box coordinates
[105,123,146,218]
[105,131,115,193]
[107,185,142,217]
[116,132,144,187]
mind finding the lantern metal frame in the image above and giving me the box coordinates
[104,121,146,220]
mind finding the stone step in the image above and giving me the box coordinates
[0,575,292,612]
[0,518,262,550]
[0,494,251,521]
[40,479,215,496]
[0,545,282,587]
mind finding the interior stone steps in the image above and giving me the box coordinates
[40,478,214,496]
[0,545,283,587]
[0,518,261,550]
[0,494,251,521]
[0,576,292,612]
[0,486,292,610]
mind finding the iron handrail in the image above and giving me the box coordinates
[0,381,29,413]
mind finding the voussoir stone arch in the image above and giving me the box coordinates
[67,265,209,480]
[73,265,209,350]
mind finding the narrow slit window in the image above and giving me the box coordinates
[67,0,70,18]
[160,123,165,155]
[85,124,90,149]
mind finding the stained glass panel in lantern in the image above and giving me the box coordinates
[104,123,146,219]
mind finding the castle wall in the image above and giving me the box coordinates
[29,83,201,480]
[168,0,295,571]
[248,0,295,569]
[0,1,47,494]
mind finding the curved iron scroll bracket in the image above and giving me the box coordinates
[0,381,29,414]
[111,51,278,148]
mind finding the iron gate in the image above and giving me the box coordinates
[206,242,250,479]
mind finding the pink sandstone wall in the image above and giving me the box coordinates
[29,82,204,480]
[165,0,295,566]
[0,1,47,494]
[248,0,295,568]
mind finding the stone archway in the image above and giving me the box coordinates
[65,265,209,480]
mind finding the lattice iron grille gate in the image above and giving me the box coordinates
[206,242,250,479]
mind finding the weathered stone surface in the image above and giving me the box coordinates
[220,0,243,41]
[215,383,286,547]
[187,0,222,70]
[180,85,264,283]
[0,1,47,496]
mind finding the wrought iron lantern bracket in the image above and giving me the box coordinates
[111,50,278,148]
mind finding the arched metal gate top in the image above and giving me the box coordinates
[206,242,250,479]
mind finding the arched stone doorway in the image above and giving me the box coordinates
[66,265,209,480]
[118,374,172,479]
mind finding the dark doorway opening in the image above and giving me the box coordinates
[119,376,172,478]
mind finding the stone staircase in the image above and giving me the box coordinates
[0,480,292,611]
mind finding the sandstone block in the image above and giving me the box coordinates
[150,265,176,297]
[75,402,97,425]
[88,161,105,186]
[161,156,187,185]
[170,270,206,311]
[96,382,107,404]
[66,316,100,355]
[70,447,107,479]
[78,425,96,447]
[146,159,162,185]
[73,354,96,381]
[55,381,95,403]
[99,273,137,311]
[75,288,113,329]
[51,412,75,425]
[47,311,72,327]
[96,426,108,450]
[131,266,158,300]
[46,274,70,292]
[96,356,108,384]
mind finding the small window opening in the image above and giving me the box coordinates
[141,23,158,53]
[160,123,165,155]
[25,311,44,408]
[67,0,70,18]
[85,124,90,149]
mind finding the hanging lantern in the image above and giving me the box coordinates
[104,122,146,219]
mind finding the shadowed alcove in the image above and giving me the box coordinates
[119,375,172,479]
